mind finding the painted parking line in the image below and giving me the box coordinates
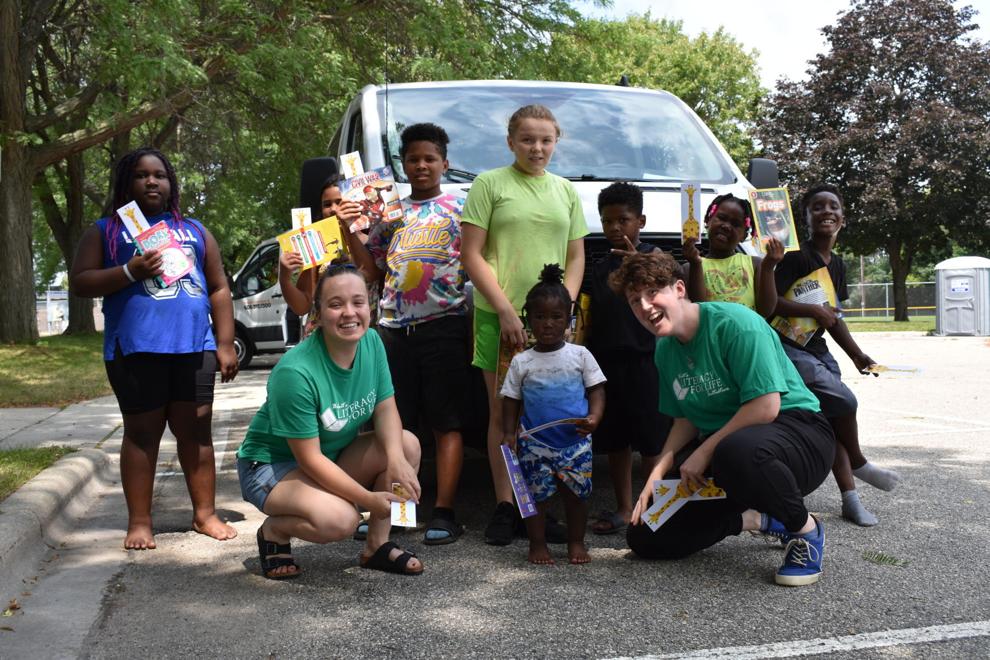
[608,620,990,660]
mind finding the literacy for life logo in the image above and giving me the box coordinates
[320,390,377,432]
[672,372,730,401]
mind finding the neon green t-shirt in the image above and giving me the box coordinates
[237,330,394,464]
[702,252,756,310]
[462,165,587,313]
[654,302,820,436]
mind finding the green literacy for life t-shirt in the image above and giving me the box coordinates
[237,330,394,464]
[461,165,587,313]
[654,302,820,436]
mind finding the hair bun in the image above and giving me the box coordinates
[538,263,564,285]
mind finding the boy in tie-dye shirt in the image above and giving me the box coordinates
[349,123,470,546]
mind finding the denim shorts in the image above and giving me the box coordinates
[237,457,299,513]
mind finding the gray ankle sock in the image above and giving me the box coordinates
[841,490,878,527]
[853,461,901,491]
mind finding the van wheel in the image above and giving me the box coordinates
[234,330,254,369]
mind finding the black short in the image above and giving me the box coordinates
[105,346,217,415]
[592,351,670,457]
[378,315,471,433]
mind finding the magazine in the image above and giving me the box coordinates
[501,445,537,518]
[770,266,837,346]
[749,188,800,254]
[339,166,402,233]
[276,216,347,271]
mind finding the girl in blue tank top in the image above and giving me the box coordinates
[70,147,238,551]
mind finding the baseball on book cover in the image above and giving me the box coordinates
[134,221,194,287]
[770,266,837,346]
[276,217,348,271]
[339,166,402,233]
[749,188,799,254]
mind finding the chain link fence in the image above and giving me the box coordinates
[35,290,105,336]
[844,281,935,318]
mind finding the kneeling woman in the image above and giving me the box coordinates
[611,252,835,586]
[237,265,423,579]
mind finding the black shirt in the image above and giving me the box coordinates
[773,240,848,356]
[587,241,660,355]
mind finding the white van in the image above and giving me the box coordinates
[232,80,776,367]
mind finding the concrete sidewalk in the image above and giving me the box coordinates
[0,368,271,606]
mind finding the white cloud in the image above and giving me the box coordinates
[575,0,990,89]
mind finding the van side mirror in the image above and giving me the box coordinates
[747,158,779,189]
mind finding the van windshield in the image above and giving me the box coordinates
[377,85,734,184]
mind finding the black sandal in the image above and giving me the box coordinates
[360,541,423,575]
[423,515,464,545]
[256,526,301,580]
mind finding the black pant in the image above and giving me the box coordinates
[626,409,835,560]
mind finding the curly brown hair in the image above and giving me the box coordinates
[608,251,682,298]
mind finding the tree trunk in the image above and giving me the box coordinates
[63,153,96,333]
[887,239,912,322]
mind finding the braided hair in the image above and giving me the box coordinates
[703,193,754,238]
[523,263,571,317]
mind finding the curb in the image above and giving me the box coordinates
[0,448,112,602]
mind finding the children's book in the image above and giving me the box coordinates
[134,221,195,287]
[277,216,347,271]
[390,483,417,528]
[640,478,726,531]
[770,266,837,346]
[680,183,702,244]
[495,324,536,394]
[339,166,402,233]
[500,445,537,518]
[517,418,586,440]
[749,188,800,254]
[573,292,591,345]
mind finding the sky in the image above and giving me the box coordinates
[576,0,990,89]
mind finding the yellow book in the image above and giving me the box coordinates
[770,266,837,346]
[276,216,348,271]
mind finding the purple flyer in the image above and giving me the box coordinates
[501,445,537,518]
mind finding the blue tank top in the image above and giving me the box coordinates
[97,213,216,360]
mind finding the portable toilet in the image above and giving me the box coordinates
[934,256,990,336]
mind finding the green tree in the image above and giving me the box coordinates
[517,14,765,168]
[756,0,990,321]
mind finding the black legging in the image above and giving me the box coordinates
[627,409,835,560]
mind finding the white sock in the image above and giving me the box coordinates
[853,461,901,491]
[841,490,878,527]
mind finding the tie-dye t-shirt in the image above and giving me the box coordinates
[500,343,607,449]
[366,192,468,328]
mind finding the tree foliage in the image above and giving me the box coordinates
[516,14,765,168]
[756,0,990,320]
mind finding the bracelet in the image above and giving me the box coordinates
[122,263,136,283]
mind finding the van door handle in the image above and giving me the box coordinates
[272,293,283,299]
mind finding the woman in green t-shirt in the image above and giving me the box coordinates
[610,251,836,587]
[236,265,424,578]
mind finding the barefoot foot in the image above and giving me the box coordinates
[193,514,238,541]
[568,541,591,564]
[124,522,157,550]
[528,542,555,565]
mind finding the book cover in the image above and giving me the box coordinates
[339,166,402,233]
[134,221,194,287]
[749,188,800,254]
[501,445,537,518]
[770,266,837,346]
[495,324,535,394]
[276,216,348,271]
[680,182,702,244]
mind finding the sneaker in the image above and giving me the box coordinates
[756,515,789,546]
[484,501,517,546]
[775,517,824,587]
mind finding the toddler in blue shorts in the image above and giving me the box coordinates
[500,264,606,565]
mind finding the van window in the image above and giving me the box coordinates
[236,243,279,297]
[347,109,364,155]
[376,85,733,184]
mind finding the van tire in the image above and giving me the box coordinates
[234,330,254,369]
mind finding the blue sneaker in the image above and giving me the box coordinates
[775,516,824,586]
[757,515,789,546]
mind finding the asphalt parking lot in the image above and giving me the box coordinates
[2,333,989,659]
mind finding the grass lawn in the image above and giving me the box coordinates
[0,446,76,501]
[844,316,936,333]
[0,333,111,407]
